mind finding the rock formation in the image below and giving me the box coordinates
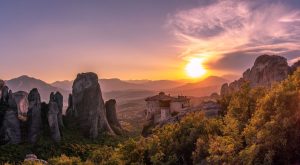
[66,94,73,115]
[0,86,9,104]
[27,88,42,144]
[69,72,114,139]
[12,91,29,121]
[244,55,290,87]
[54,92,64,130]
[1,72,123,144]
[291,60,300,73]
[0,90,23,144]
[0,82,66,144]
[1,110,21,144]
[0,79,4,87]
[105,99,123,135]
[40,102,50,136]
[0,80,4,100]
[221,55,298,97]
[47,93,61,142]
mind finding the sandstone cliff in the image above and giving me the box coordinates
[221,55,300,96]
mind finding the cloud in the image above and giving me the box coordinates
[168,0,300,72]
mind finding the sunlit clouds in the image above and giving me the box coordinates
[168,0,300,74]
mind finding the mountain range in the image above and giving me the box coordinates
[4,75,229,106]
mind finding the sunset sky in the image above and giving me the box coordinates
[1,0,300,83]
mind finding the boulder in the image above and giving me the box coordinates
[71,72,114,138]
[27,88,42,144]
[105,99,122,135]
[47,93,61,142]
[54,92,64,129]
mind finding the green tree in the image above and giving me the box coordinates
[208,83,266,164]
[240,70,300,164]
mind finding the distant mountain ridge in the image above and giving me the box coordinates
[3,75,229,108]
[167,76,229,97]
[5,75,69,103]
[52,78,185,92]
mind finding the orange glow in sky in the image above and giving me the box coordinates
[185,58,206,78]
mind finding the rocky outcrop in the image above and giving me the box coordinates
[47,93,61,142]
[27,88,42,144]
[220,78,247,97]
[40,102,50,134]
[244,55,290,87]
[54,92,64,130]
[0,83,8,132]
[69,72,114,139]
[0,84,66,144]
[12,91,29,121]
[220,83,229,97]
[1,110,21,144]
[0,79,4,88]
[291,60,300,73]
[0,80,4,100]
[0,86,9,104]
[105,99,122,135]
[0,90,22,144]
[221,55,297,97]
[66,94,73,115]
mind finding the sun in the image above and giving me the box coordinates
[185,58,207,78]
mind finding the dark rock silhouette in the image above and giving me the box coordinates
[66,94,73,115]
[0,90,24,144]
[69,72,114,139]
[47,93,61,142]
[105,99,122,135]
[0,86,9,105]
[0,80,4,100]
[40,102,50,135]
[27,88,42,144]
[291,60,300,73]
[1,110,21,144]
[64,94,74,128]
[54,92,64,130]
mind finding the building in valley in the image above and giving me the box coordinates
[145,92,190,123]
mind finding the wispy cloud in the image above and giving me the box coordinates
[168,0,300,72]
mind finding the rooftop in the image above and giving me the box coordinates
[145,92,190,102]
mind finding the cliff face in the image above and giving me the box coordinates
[221,55,300,96]
[67,72,115,139]
[105,99,123,135]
